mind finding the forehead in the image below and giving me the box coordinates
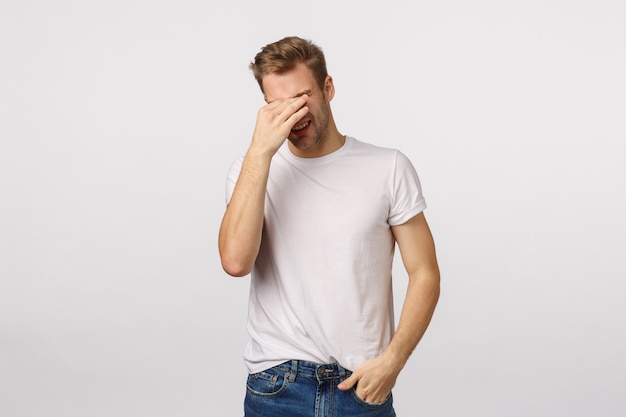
[262,63,316,102]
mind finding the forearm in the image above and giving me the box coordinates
[383,267,440,369]
[336,268,439,403]
[219,93,311,277]
[218,151,272,277]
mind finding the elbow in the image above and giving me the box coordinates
[433,277,441,301]
[431,268,441,294]
[431,269,441,303]
[220,254,253,277]
[218,224,260,276]
[218,236,255,277]
[411,266,440,298]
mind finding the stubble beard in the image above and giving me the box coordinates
[289,104,330,151]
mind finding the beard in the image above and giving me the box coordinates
[288,102,330,151]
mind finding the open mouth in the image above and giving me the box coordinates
[291,120,310,134]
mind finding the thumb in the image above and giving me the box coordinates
[337,373,359,391]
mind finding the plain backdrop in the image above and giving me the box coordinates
[1,1,625,416]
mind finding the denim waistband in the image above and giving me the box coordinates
[275,360,352,382]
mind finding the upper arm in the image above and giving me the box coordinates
[391,212,440,280]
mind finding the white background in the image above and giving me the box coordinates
[1,1,625,416]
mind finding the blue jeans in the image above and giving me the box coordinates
[244,360,396,417]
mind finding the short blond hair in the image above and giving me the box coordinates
[249,36,328,93]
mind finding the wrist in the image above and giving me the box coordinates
[245,145,275,165]
[381,344,410,372]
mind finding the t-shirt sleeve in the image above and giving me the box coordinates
[225,156,244,205]
[388,151,427,226]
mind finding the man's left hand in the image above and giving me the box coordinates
[337,354,402,404]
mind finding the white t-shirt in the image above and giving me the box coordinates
[225,136,426,374]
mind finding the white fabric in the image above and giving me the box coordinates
[225,137,426,373]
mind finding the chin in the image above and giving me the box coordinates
[290,137,317,150]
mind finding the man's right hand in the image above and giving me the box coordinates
[249,95,309,158]
[218,94,309,277]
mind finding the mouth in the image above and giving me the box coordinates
[291,120,311,135]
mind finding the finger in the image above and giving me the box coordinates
[355,383,386,404]
[278,94,307,115]
[257,97,305,125]
[337,373,358,391]
[264,93,305,109]
[369,391,390,404]
[285,105,309,125]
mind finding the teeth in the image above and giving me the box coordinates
[293,121,309,131]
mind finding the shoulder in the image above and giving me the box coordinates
[347,137,414,168]
[347,136,402,160]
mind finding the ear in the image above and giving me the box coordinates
[323,75,335,102]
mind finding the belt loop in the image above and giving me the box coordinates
[288,360,298,382]
[338,363,347,378]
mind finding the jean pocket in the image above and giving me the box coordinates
[246,366,289,398]
[350,388,392,407]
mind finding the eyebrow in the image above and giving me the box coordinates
[267,89,312,103]
[293,89,312,98]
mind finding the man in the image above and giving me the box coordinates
[219,36,440,417]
